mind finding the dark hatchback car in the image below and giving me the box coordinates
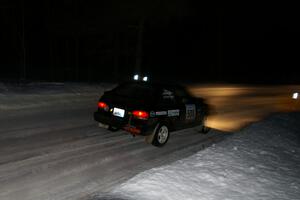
[94,81,210,147]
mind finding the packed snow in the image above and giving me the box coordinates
[108,113,300,200]
[0,82,115,110]
[0,82,226,200]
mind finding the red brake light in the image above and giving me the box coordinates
[98,102,109,111]
[132,110,149,120]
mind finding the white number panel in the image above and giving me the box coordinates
[185,104,196,120]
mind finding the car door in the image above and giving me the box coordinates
[154,87,183,130]
[173,86,198,128]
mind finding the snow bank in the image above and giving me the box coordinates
[0,82,116,110]
[110,113,300,200]
[0,82,115,95]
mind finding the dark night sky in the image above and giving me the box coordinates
[0,0,299,83]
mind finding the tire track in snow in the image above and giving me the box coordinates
[0,103,227,200]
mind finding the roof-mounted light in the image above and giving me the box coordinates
[143,76,148,82]
[133,74,139,80]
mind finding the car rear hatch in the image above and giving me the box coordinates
[97,82,157,128]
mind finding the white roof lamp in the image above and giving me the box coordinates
[143,76,148,82]
[133,74,139,81]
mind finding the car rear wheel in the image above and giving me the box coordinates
[152,123,170,147]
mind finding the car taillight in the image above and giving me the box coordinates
[132,110,149,120]
[98,101,109,111]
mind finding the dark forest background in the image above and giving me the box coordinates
[0,0,299,83]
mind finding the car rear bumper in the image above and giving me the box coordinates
[94,111,126,128]
[94,111,157,136]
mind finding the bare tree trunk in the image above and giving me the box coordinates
[20,0,26,81]
[49,36,54,81]
[113,31,120,81]
[135,17,145,74]
[216,10,223,81]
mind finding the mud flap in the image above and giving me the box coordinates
[98,123,109,129]
[145,123,159,144]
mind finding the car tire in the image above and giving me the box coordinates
[200,117,210,134]
[152,123,170,147]
[201,125,210,133]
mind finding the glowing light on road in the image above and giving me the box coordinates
[292,92,298,99]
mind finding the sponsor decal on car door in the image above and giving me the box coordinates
[168,109,180,117]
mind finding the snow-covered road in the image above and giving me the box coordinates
[0,91,225,200]
[1,83,299,200]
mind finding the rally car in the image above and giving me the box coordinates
[93,81,210,147]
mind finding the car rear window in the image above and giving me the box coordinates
[112,83,156,99]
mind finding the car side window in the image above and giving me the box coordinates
[173,87,191,103]
[160,88,176,104]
